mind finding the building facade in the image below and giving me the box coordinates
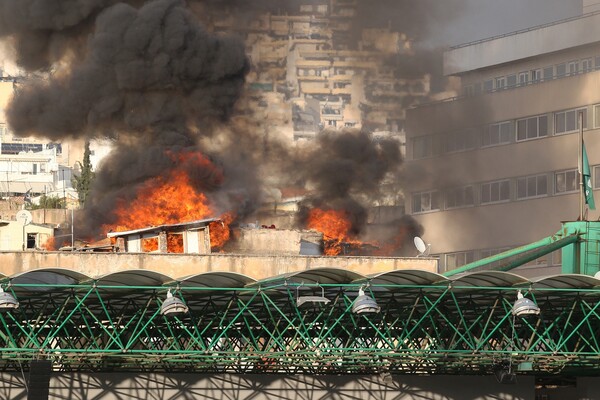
[405,10,600,276]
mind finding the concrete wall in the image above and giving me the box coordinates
[0,251,437,280]
[0,222,54,251]
[444,12,600,75]
[231,228,322,255]
[404,70,600,269]
[0,373,536,400]
[30,208,71,226]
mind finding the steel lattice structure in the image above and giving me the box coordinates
[0,268,599,377]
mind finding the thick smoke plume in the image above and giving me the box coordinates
[4,0,255,237]
[1,0,450,251]
[295,130,402,236]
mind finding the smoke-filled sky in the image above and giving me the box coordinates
[0,0,585,248]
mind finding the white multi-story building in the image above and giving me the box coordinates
[405,6,600,277]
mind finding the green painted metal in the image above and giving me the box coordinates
[444,230,578,277]
[443,221,600,277]
[0,282,597,376]
[560,221,600,275]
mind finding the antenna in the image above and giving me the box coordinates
[414,236,431,257]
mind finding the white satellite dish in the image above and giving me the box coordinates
[414,236,430,257]
[16,210,33,226]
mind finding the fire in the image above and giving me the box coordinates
[306,208,362,255]
[142,237,159,252]
[42,237,56,251]
[104,151,234,250]
[110,172,213,232]
[210,212,235,251]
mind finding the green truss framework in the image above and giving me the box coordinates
[0,280,599,376]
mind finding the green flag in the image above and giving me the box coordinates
[583,142,595,210]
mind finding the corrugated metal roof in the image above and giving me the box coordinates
[179,272,256,288]
[248,267,366,287]
[10,268,90,290]
[452,271,530,288]
[95,270,172,287]
[532,274,600,289]
[106,218,218,237]
[3,268,600,294]
[364,270,449,286]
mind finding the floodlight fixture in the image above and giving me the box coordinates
[296,283,330,307]
[512,290,540,317]
[160,290,189,316]
[0,287,18,310]
[352,285,380,315]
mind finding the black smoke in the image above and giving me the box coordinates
[295,130,402,236]
[4,0,254,237]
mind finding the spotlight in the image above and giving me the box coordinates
[352,286,380,314]
[379,371,393,384]
[0,287,18,310]
[512,290,540,317]
[494,366,517,384]
[296,283,330,307]
[160,290,188,316]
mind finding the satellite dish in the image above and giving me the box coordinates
[16,210,32,226]
[414,236,430,257]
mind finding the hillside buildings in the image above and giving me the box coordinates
[405,6,600,276]
[204,0,431,144]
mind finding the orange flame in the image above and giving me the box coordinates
[42,237,56,251]
[104,152,234,251]
[210,212,235,251]
[142,237,159,252]
[306,208,363,255]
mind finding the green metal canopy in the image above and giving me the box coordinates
[0,267,598,377]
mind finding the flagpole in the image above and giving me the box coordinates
[579,111,584,221]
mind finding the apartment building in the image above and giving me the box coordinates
[206,2,429,143]
[405,10,600,276]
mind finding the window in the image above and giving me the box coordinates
[582,58,592,73]
[473,82,482,95]
[596,56,600,70]
[480,247,511,269]
[516,115,548,141]
[506,74,517,88]
[518,72,529,86]
[412,191,440,213]
[480,247,510,259]
[555,169,578,194]
[555,108,587,134]
[594,165,600,189]
[445,251,475,271]
[556,63,566,77]
[531,69,542,82]
[594,104,600,128]
[481,180,510,204]
[483,79,493,92]
[517,174,548,199]
[495,76,506,90]
[543,66,554,81]
[568,61,579,75]
[412,136,432,159]
[444,130,476,153]
[446,186,474,209]
[463,85,474,96]
[483,121,511,147]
